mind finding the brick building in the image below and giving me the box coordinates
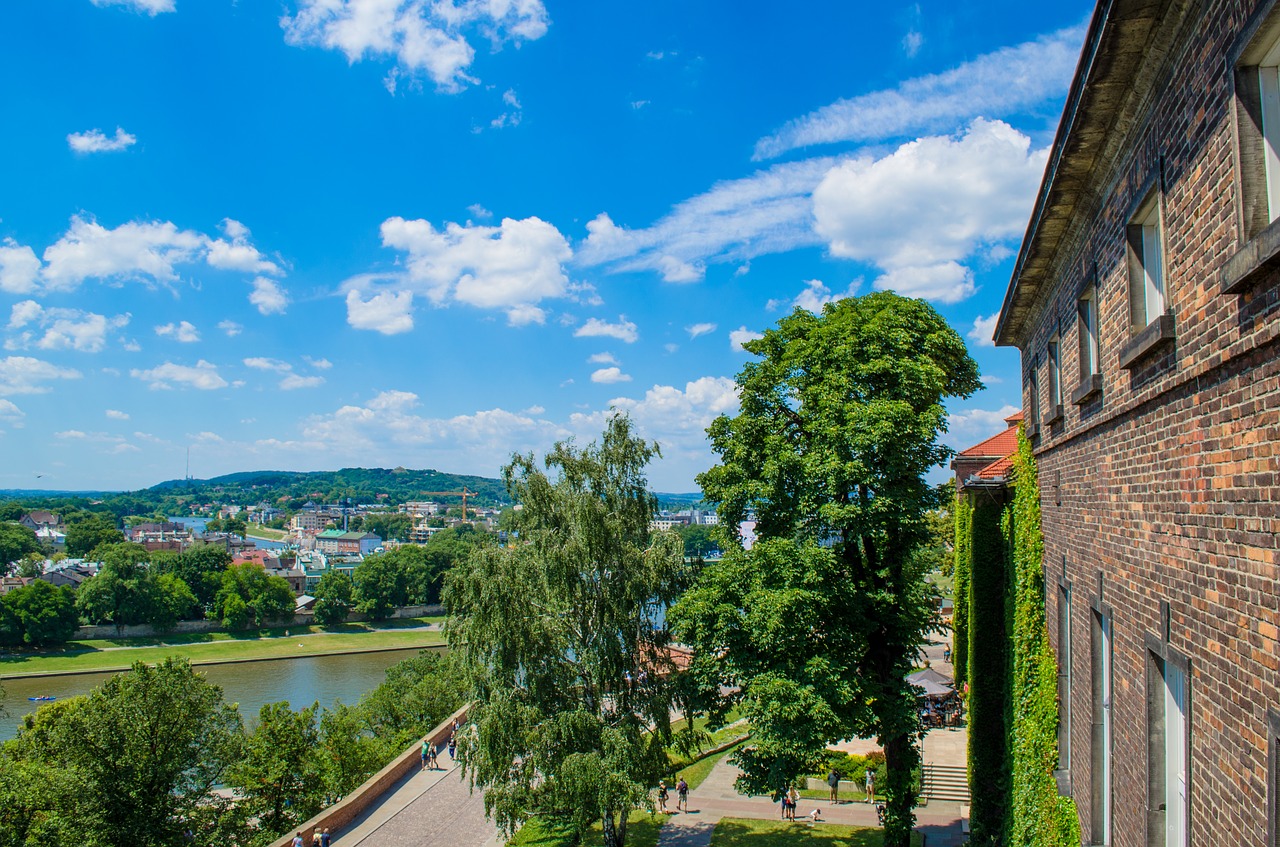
[994,1,1280,844]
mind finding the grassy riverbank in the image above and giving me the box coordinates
[243,524,290,542]
[0,618,446,678]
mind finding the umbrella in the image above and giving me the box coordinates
[906,667,953,686]
[910,678,955,699]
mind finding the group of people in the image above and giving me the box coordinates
[655,777,689,813]
[291,829,331,847]
[420,721,461,772]
[779,785,824,822]
[826,766,876,804]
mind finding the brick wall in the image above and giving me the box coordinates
[1009,1,1280,844]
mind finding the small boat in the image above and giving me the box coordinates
[27,696,56,702]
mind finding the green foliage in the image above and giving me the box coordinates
[352,553,410,620]
[357,650,464,748]
[362,511,415,542]
[447,415,687,847]
[675,293,980,847]
[230,702,326,842]
[1006,433,1080,846]
[952,495,972,686]
[676,523,720,557]
[0,522,41,572]
[965,495,1010,845]
[312,569,354,626]
[64,512,125,558]
[213,562,295,629]
[151,543,233,609]
[0,580,79,646]
[318,701,398,800]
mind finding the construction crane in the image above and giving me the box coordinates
[418,488,480,521]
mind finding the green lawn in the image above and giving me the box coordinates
[508,812,663,847]
[710,818,923,846]
[678,740,745,792]
[0,619,445,677]
[243,525,290,541]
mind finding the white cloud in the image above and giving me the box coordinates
[378,215,572,315]
[506,304,545,326]
[729,326,763,351]
[40,216,206,292]
[218,320,243,337]
[574,316,638,344]
[207,219,282,275]
[249,277,290,315]
[467,203,492,220]
[686,322,716,339]
[968,313,1000,348]
[768,278,859,313]
[813,119,1047,304]
[130,360,229,390]
[88,0,174,13]
[244,357,291,372]
[0,356,83,396]
[577,158,833,280]
[304,356,333,370]
[280,374,325,390]
[0,399,24,422]
[6,302,131,353]
[105,409,130,420]
[490,88,523,129]
[903,30,924,57]
[753,23,1085,158]
[0,240,41,294]
[155,320,200,343]
[591,366,631,384]
[67,127,137,153]
[588,352,619,365]
[281,0,550,93]
[345,288,414,334]
[947,404,1021,441]
[980,374,1003,385]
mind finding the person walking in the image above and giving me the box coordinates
[864,767,876,804]
[676,777,689,812]
[657,780,669,813]
[291,832,304,847]
[429,742,440,769]
[788,785,799,820]
[827,768,841,804]
[319,829,331,847]
[421,737,430,771]
[447,735,457,760]
[311,827,323,847]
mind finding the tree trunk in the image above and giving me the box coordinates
[882,726,920,847]
[600,809,625,847]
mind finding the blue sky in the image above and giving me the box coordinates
[0,0,1092,493]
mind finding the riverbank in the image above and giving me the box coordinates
[0,619,447,678]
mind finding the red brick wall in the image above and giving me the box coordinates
[1014,1,1280,844]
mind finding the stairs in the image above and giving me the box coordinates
[922,763,970,803]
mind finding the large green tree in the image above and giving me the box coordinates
[230,702,326,843]
[213,562,295,629]
[0,522,41,573]
[0,580,79,647]
[446,416,686,847]
[64,512,125,558]
[312,569,354,626]
[152,543,233,609]
[361,511,414,543]
[671,293,980,846]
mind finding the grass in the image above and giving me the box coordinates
[243,525,290,541]
[677,739,745,792]
[710,818,924,846]
[0,618,446,677]
[507,811,663,847]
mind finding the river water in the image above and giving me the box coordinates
[0,648,440,741]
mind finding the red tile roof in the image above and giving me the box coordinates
[975,455,1014,480]
[958,425,1020,458]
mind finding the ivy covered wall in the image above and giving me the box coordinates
[952,494,972,686]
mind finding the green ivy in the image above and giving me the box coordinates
[952,495,972,686]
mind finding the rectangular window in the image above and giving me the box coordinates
[1260,38,1280,222]
[1092,608,1113,846]
[1029,359,1041,433]
[1147,647,1189,847]
[1048,335,1062,410]
[1126,192,1166,330]
[1078,287,1099,378]
[1268,709,1280,847]
[1057,582,1073,773]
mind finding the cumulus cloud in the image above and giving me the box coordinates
[281,0,550,93]
[0,356,83,396]
[6,302,130,353]
[812,119,1047,304]
[41,217,205,291]
[0,399,24,422]
[686,322,716,339]
[155,320,200,342]
[89,0,174,13]
[130,360,229,390]
[968,313,1000,348]
[574,316,638,344]
[249,277,290,315]
[207,219,282,275]
[588,352,619,365]
[218,320,243,337]
[105,409,130,420]
[768,278,859,313]
[0,240,41,294]
[577,158,833,281]
[280,374,325,390]
[505,304,545,326]
[244,357,291,372]
[729,326,763,351]
[947,403,1021,442]
[345,288,414,334]
[754,23,1085,158]
[591,366,631,384]
[67,127,137,153]
[304,356,332,369]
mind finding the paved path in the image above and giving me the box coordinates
[334,757,499,847]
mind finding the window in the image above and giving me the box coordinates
[1127,191,1166,331]
[1268,709,1280,847]
[1028,358,1040,434]
[1047,334,1063,417]
[1091,607,1113,845]
[1146,645,1189,847]
[1078,287,1099,379]
[1057,582,1073,775]
[1259,37,1280,223]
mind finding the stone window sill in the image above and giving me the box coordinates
[1118,313,1175,370]
[1071,373,1103,405]
[1024,422,1039,440]
[1223,215,1280,294]
[1041,405,1064,428]
[1053,768,1073,798]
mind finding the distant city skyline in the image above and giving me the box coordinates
[0,0,1091,492]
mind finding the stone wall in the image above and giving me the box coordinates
[74,604,444,640]
[1005,1,1280,844]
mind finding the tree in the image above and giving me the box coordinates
[230,702,325,842]
[671,293,980,847]
[1,580,80,646]
[357,650,463,746]
[76,543,166,632]
[64,512,125,558]
[0,522,41,572]
[213,562,295,629]
[312,570,354,626]
[8,658,244,847]
[361,511,414,543]
[351,554,410,620]
[676,523,719,558]
[152,543,233,609]
[446,415,686,847]
[318,702,394,801]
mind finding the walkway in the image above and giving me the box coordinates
[334,757,499,847]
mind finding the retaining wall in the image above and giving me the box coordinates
[74,604,444,640]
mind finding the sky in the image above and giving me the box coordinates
[0,0,1094,494]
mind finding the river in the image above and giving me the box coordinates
[0,648,437,741]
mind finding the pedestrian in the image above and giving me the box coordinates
[827,768,841,804]
[806,807,823,822]
[319,829,331,847]
[943,642,952,663]
[788,785,799,820]
[311,827,323,847]
[448,735,457,759]
[657,780,669,813]
[429,742,440,769]
[864,767,876,804]
[291,832,304,847]
[421,736,430,771]
[676,776,688,812]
